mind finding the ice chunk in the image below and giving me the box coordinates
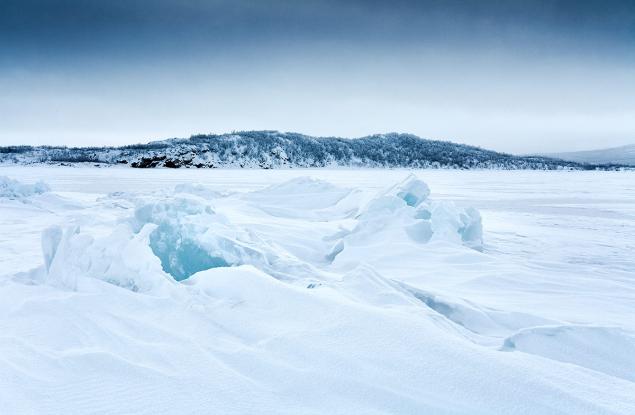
[357,175,430,218]
[133,197,237,280]
[387,174,430,207]
[429,202,483,250]
[414,206,431,220]
[132,196,276,281]
[43,224,172,293]
[0,176,50,199]
[404,220,433,243]
[41,226,63,271]
[459,207,483,250]
[133,195,216,226]
[149,225,230,281]
[38,195,265,290]
[358,195,405,219]
[430,202,464,244]
[332,177,483,258]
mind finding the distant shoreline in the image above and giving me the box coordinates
[1,131,631,170]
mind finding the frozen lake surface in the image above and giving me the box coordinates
[1,166,634,414]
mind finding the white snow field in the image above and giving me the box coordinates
[1,167,634,415]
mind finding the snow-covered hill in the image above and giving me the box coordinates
[1,131,624,169]
[545,144,635,166]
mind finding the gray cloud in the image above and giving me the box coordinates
[1,0,633,152]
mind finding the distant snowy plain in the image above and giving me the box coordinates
[1,167,634,414]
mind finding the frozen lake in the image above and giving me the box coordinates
[1,166,634,414]
[3,167,634,276]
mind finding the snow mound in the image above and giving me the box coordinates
[253,177,349,209]
[0,176,50,199]
[173,183,228,199]
[503,325,635,382]
[404,286,554,339]
[186,265,318,313]
[245,177,361,220]
[339,265,419,308]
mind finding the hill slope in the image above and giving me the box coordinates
[0,131,624,170]
[545,144,635,166]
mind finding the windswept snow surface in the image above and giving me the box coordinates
[1,167,635,414]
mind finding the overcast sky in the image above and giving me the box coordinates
[1,0,634,153]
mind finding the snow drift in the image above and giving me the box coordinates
[0,175,49,199]
[3,171,634,414]
[503,325,635,382]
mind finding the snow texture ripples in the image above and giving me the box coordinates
[1,169,634,415]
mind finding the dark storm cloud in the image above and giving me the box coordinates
[2,0,633,63]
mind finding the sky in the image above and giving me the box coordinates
[0,0,634,153]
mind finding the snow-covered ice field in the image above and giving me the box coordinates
[1,166,634,414]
